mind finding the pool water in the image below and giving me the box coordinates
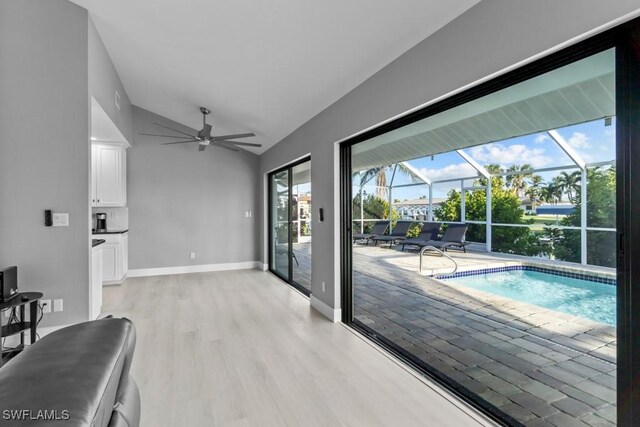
[444,270,616,325]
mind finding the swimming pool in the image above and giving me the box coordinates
[441,268,616,326]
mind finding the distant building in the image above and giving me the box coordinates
[518,197,534,213]
[536,203,575,215]
[394,198,445,220]
[295,193,312,220]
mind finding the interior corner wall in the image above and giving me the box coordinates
[0,0,90,326]
[88,16,133,142]
[128,106,260,271]
[258,0,640,313]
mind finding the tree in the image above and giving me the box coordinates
[540,181,561,204]
[434,173,540,256]
[555,170,581,203]
[506,164,533,197]
[525,174,543,211]
[356,164,416,200]
[352,192,399,232]
[552,167,616,267]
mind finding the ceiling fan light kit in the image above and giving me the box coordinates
[138,107,261,153]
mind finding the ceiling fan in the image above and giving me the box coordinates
[139,107,261,152]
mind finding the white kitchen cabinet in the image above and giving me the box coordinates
[90,243,103,319]
[95,232,128,285]
[91,144,127,207]
[122,232,128,274]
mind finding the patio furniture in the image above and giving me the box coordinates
[371,220,416,247]
[353,220,389,245]
[401,222,442,251]
[416,223,469,253]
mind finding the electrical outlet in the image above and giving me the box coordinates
[53,299,63,312]
[41,299,51,313]
[190,252,196,260]
[322,281,326,292]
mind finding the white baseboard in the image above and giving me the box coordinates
[310,295,341,322]
[261,263,268,271]
[128,261,261,278]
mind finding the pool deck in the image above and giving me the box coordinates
[350,243,616,426]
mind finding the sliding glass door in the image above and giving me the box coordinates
[341,19,640,426]
[269,158,312,295]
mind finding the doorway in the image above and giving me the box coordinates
[269,158,312,295]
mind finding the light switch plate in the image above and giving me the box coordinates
[53,299,63,312]
[52,213,69,227]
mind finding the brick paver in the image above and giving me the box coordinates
[345,245,617,425]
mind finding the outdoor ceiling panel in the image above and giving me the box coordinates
[352,49,615,172]
[352,72,615,172]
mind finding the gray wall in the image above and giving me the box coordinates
[88,17,133,143]
[128,106,260,269]
[259,0,640,310]
[0,0,90,326]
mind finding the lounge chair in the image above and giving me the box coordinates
[401,222,442,251]
[417,223,469,253]
[353,220,389,245]
[371,221,416,247]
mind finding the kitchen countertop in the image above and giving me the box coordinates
[92,229,129,235]
[92,239,106,248]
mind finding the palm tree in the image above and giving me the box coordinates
[506,164,533,197]
[357,163,415,202]
[478,164,504,187]
[555,171,581,203]
[540,182,560,204]
[356,166,388,199]
[525,174,543,212]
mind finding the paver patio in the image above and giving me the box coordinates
[296,242,617,426]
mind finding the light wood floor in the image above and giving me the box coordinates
[102,269,494,427]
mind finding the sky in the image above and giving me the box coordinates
[357,118,616,201]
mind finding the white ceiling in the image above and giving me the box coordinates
[70,0,479,154]
[91,97,128,144]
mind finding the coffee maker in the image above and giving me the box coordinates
[96,213,107,232]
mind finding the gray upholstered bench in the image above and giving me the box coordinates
[0,318,140,426]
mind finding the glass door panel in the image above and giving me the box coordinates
[291,161,311,293]
[270,170,289,280]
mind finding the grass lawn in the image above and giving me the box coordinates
[526,213,567,230]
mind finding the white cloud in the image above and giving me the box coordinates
[568,132,590,149]
[534,134,550,144]
[468,143,551,168]
[419,163,478,181]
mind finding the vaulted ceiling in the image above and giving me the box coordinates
[69,0,479,153]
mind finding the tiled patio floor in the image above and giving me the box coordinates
[272,242,312,293]
[349,244,616,426]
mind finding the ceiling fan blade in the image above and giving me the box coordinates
[161,139,198,145]
[212,143,239,152]
[198,144,206,152]
[153,122,194,138]
[212,133,255,141]
[140,133,193,139]
[214,140,262,147]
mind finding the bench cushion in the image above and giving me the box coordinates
[0,318,135,427]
